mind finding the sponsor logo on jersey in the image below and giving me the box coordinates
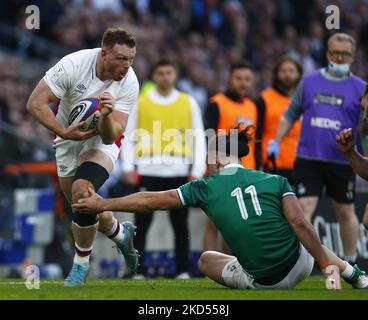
[58,165,68,172]
[313,93,344,107]
[75,83,87,94]
[310,117,341,130]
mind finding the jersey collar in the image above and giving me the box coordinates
[224,163,243,169]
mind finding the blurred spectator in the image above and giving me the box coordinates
[290,37,317,75]
[122,60,206,278]
[258,56,303,185]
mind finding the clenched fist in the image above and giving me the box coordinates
[336,128,355,156]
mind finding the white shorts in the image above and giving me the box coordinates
[221,244,314,290]
[54,136,121,177]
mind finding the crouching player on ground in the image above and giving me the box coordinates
[73,126,368,289]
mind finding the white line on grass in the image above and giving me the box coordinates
[0,281,64,285]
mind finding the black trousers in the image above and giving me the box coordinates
[134,176,189,275]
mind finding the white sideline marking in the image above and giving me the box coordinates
[0,281,64,285]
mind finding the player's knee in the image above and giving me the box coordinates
[72,179,94,202]
[71,179,98,227]
[198,251,212,272]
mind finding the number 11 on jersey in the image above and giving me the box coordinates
[231,185,262,220]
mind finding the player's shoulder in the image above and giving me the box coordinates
[61,48,99,65]
[239,169,287,187]
[53,48,99,76]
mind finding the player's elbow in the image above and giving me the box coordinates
[100,129,122,145]
[26,97,36,114]
[289,212,309,232]
[101,137,115,145]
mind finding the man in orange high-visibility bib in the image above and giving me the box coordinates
[258,56,303,186]
[204,61,261,170]
[203,61,262,252]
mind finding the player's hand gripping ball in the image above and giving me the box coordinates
[68,98,100,131]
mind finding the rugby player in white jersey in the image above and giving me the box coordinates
[27,28,139,286]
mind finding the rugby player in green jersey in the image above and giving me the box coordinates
[74,126,368,289]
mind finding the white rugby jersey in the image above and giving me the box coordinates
[43,48,139,142]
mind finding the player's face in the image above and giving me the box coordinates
[228,68,254,98]
[326,41,354,65]
[152,65,177,91]
[276,61,300,91]
[104,44,136,81]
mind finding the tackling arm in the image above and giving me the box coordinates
[73,188,183,214]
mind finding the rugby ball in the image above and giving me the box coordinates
[68,98,100,131]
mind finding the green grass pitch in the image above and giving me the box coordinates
[0,276,367,300]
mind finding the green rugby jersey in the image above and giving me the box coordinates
[177,164,300,279]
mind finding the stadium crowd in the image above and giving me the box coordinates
[1,0,368,165]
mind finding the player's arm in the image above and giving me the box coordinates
[98,77,139,144]
[282,195,330,270]
[336,128,368,180]
[73,187,182,214]
[27,80,97,140]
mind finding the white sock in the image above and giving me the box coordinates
[74,243,93,265]
[341,261,354,279]
[104,218,125,244]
